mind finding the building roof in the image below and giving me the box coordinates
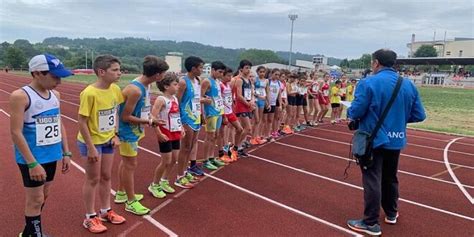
[396,57,474,65]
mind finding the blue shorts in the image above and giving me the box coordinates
[77,140,114,157]
[256,100,265,108]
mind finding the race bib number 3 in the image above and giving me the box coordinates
[36,115,61,146]
[169,113,182,132]
[98,108,116,132]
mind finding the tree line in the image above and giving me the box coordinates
[0,37,342,73]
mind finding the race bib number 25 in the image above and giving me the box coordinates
[36,115,61,146]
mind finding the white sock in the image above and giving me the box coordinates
[100,208,110,215]
[86,213,97,219]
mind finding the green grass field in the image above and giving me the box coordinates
[11,71,474,136]
[409,86,474,136]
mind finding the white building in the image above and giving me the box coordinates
[407,35,474,58]
[202,63,211,77]
[165,52,182,73]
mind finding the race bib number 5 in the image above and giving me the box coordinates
[98,108,116,132]
[36,115,61,146]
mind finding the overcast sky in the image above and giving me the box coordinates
[1,0,473,59]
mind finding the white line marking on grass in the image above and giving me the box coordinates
[204,173,363,237]
[248,153,474,221]
[444,137,474,205]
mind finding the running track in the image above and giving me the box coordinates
[0,72,472,237]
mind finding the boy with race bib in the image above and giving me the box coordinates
[10,54,73,237]
[175,56,205,188]
[77,55,126,233]
[114,56,169,215]
[149,73,187,195]
[218,67,244,162]
[201,61,227,170]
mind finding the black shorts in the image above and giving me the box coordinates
[296,95,307,106]
[159,140,180,153]
[331,103,340,108]
[18,161,57,187]
[287,96,297,106]
[263,105,276,114]
[308,94,315,99]
[236,112,253,119]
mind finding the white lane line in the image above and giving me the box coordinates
[0,108,178,237]
[3,87,473,223]
[56,111,364,234]
[307,127,473,156]
[273,141,474,189]
[444,137,474,205]
[293,133,474,170]
[204,173,363,237]
[248,154,474,221]
[313,125,474,147]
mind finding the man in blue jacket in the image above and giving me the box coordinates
[347,49,426,236]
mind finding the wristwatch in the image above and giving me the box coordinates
[63,151,73,157]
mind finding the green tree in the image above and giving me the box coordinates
[13,39,38,58]
[4,47,27,69]
[414,45,438,57]
[238,49,284,65]
[340,58,350,68]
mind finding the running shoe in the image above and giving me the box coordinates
[384,212,399,224]
[114,191,144,204]
[257,137,267,144]
[219,154,233,163]
[203,160,218,170]
[83,217,107,233]
[159,180,176,193]
[347,219,381,236]
[174,176,194,189]
[125,200,150,216]
[148,183,166,198]
[185,172,200,183]
[238,150,249,158]
[250,138,260,145]
[282,125,294,134]
[188,164,205,176]
[211,158,226,167]
[99,210,126,225]
[230,148,239,161]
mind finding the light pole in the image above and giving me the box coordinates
[288,13,298,70]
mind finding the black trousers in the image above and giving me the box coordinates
[361,148,401,225]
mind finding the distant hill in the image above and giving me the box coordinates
[1,37,342,71]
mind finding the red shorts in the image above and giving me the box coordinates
[234,101,251,114]
[223,113,238,125]
[318,95,330,105]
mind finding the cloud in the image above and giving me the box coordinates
[0,0,472,59]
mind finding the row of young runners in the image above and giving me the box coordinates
[12,53,358,236]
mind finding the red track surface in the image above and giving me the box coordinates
[0,72,473,237]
